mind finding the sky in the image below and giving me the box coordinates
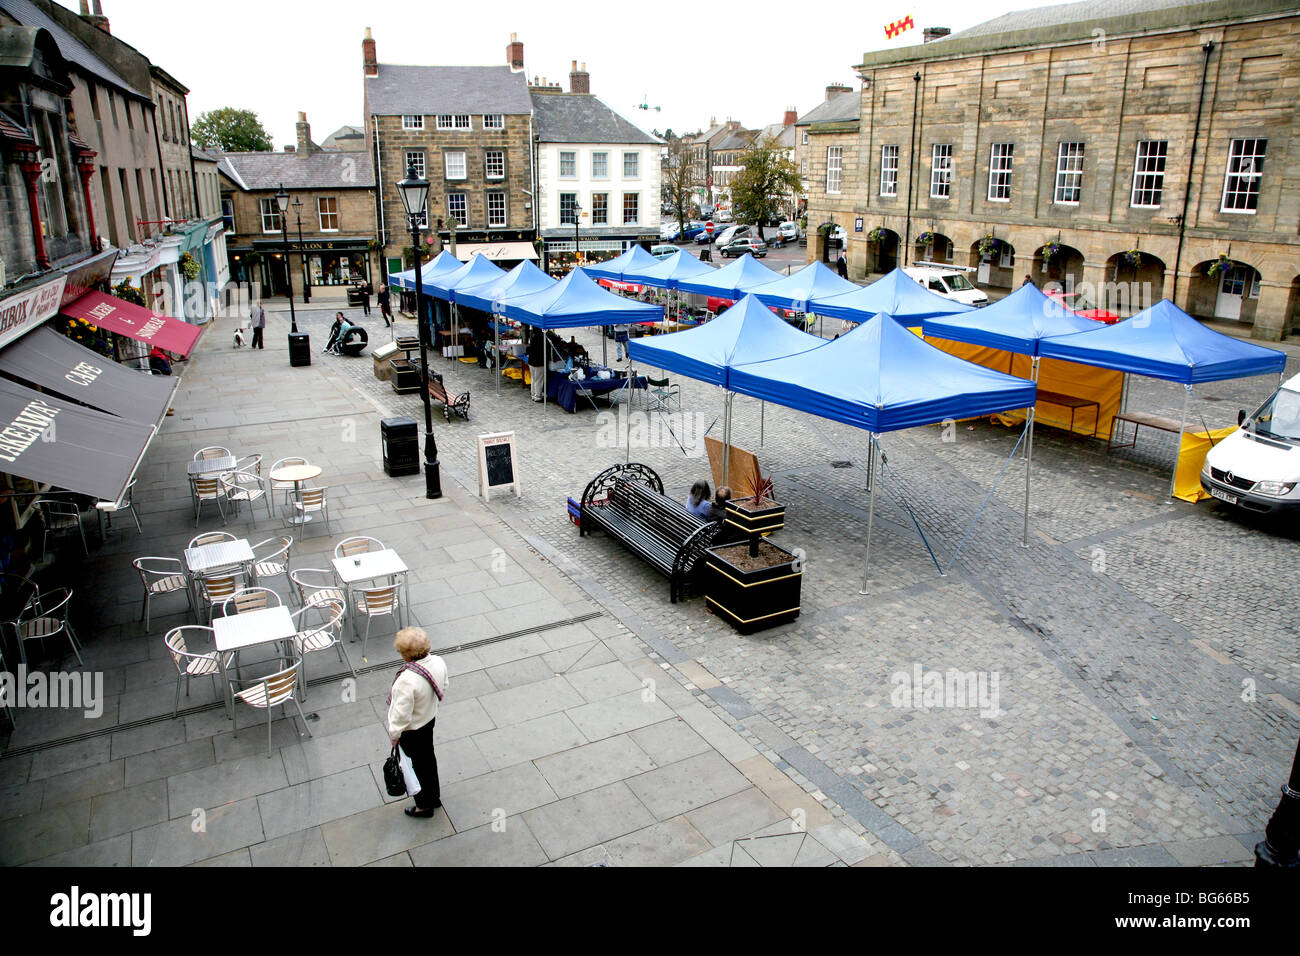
[60,0,1057,146]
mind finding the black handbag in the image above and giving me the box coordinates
[383,745,406,797]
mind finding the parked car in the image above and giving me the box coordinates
[650,244,679,259]
[695,227,716,244]
[721,237,767,258]
[778,221,801,242]
[1201,372,1300,516]
[902,266,989,307]
[679,221,707,241]
[660,222,681,241]
[715,224,752,247]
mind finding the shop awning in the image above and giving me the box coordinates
[452,242,538,262]
[0,327,177,427]
[0,375,156,503]
[60,290,202,358]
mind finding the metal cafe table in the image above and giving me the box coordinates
[269,463,324,524]
[331,548,411,628]
[184,538,254,606]
[211,604,297,716]
[186,456,236,477]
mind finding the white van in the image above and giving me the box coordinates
[1201,372,1300,516]
[713,224,751,247]
[903,265,989,307]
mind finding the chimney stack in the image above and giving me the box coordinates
[825,82,851,101]
[569,60,590,94]
[363,28,377,77]
[284,145,296,153]
[296,112,317,155]
[783,107,797,127]
[81,0,110,33]
[507,33,525,72]
[923,26,952,43]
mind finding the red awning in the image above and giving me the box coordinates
[60,290,202,358]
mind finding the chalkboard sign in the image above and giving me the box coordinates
[477,431,521,500]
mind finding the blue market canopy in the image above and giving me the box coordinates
[814,267,976,325]
[454,259,556,315]
[582,245,660,282]
[749,260,858,313]
[728,310,1038,433]
[628,249,717,290]
[503,267,662,329]
[424,254,505,302]
[627,294,823,388]
[387,250,462,292]
[674,253,783,300]
[1038,298,1287,384]
[922,281,1095,355]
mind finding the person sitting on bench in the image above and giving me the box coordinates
[324,312,355,355]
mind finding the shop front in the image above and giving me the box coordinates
[245,237,373,295]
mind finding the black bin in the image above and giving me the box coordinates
[381,416,419,477]
[288,332,311,367]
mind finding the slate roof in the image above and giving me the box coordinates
[758,123,797,148]
[218,149,374,190]
[0,0,145,98]
[530,93,658,145]
[321,125,364,149]
[191,145,219,164]
[950,0,1216,39]
[714,129,755,152]
[796,91,859,127]
[366,64,532,116]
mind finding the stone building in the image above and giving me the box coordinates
[149,63,195,220]
[362,28,536,277]
[806,0,1300,340]
[531,62,660,271]
[218,113,377,299]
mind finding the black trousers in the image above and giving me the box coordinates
[400,718,440,808]
[251,326,264,349]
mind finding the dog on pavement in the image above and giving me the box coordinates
[233,326,248,348]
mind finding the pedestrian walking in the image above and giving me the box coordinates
[1022,274,1034,287]
[378,283,392,326]
[250,300,265,350]
[836,254,848,279]
[613,322,631,362]
[527,327,546,402]
[361,280,372,316]
[386,628,449,818]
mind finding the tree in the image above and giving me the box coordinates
[728,136,803,240]
[191,108,273,152]
[661,137,698,242]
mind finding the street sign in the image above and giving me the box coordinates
[705,222,715,235]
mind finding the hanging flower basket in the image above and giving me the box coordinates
[1206,253,1232,278]
[866,226,885,244]
[1040,241,1062,264]
[1122,248,1142,269]
[112,279,147,306]
[179,251,201,281]
[977,234,998,259]
[916,231,936,246]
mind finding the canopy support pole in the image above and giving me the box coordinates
[1023,357,1039,547]
[494,319,500,391]
[601,327,608,367]
[1169,385,1191,499]
[760,400,765,447]
[722,391,735,488]
[542,334,547,407]
[859,433,879,595]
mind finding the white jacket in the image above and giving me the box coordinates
[386,654,449,737]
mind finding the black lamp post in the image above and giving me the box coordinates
[292,197,309,304]
[397,162,442,500]
[572,201,582,270]
[1256,736,1300,867]
[275,184,297,334]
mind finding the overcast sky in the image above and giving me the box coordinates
[63,0,1054,146]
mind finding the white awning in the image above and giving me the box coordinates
[452,242,538,262]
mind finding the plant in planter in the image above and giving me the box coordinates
[1040,241,1061,265]
[977,234,998,260]
[1206,253,1232,278]
[916,230,936,247]
[1122,247,1142,270]
[179,251,201,281]
[703,480,801,635]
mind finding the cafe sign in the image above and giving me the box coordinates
[0,275,68,351]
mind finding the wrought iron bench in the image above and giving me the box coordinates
[428,376,470,421]
[579,463,722,603]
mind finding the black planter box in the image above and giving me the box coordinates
[703,540,802,634]
[724,497,785,538]
[390,358,423,394]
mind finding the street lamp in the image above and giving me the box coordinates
[292,197,309,304]
[397,162,442,500]
[275,184,297,333]
[1256,736,1300,867]
[572,201,583,270]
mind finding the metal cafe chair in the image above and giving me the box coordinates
[291,487,330,532]
[250,536,293,592]
[288,568,346,613]
[190,475,228,527]
[220,470,273,522]
[269,457,310,511]
[290,599,353,700]
[163,625,233,718]
[13,587,83,667]
[195,571,246,624]
[219,586,282,618]
[193,446,232,461]
[354,584,401,660]
[96,478,143,536]
[334,536,385,558]
[35,498,89,557]
[133,556,195,633]
[228,658,313,758]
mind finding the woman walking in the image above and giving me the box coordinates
[387,627,449,818]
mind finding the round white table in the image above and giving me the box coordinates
[270,464,323,523]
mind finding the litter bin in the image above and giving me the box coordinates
[381,416,419,477]
[288,332,311,367]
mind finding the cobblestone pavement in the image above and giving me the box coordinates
[304,302,1297,866]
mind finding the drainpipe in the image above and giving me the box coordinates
[903,70,921,266]
[1171,41,1214,306]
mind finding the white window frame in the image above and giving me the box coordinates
[317,196,339,232]
[999,245,1013,268]
[559,192,578,225]
[591,151,609,179]
[802,131,809,145]
[405,150,426,180]
[446,192,468,227]
[826,146,842,194]
[622,192,639,225]
[880,145,899,197]
[930,144,952,199]
[559,151,577,179]
[485,149,505,180]
[591,192,608,225]
[482,113,504,129]
[401,115,423,130]
[623,151,640,179]
[259,197,281,233]
[486,191,506,228]
[988,143,1014,202]
[1130,140,1167,209]
[444,150,467,180]
[1220,138,1266,214]
[1054,142,1084,205]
